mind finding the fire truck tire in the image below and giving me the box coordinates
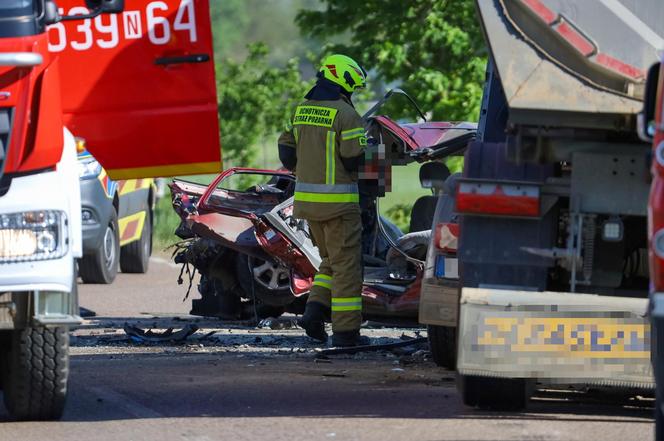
[236,255,295,307]
[79,207,120,284]
[120,208,152,274]
[457,374,529,410]
[2,326,69,421]
[427,325,456,370]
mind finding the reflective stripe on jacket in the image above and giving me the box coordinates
[278,96,366,221]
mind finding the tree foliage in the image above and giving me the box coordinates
[296,0,487,122]
[218,43,309,166]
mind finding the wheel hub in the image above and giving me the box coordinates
[251,259,290,291]
[103,225,116,269]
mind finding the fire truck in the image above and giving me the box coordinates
[641,52,664,440]
[420,0,663,409]
[0,0,220,420]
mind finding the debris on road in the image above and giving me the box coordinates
[123,323,199,343]
[316,336,428,358]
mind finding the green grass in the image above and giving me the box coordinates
[152,162,429,249]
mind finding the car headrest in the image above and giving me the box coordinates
[419,162,450,191]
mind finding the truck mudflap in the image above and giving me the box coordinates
[457,287,654,389]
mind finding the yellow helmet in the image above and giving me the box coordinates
[319,54,367,93]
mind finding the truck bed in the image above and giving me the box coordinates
[477,0,663,130]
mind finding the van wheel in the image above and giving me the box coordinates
[427,325,456,370]
[79,207,119,284]
[2,326,69,421]
[120,209,152,274]
[457,374,530,411]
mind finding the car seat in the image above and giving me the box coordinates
[409,162,451,233]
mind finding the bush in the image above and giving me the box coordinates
[384,203,412,233]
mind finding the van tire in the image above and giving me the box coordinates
[120,209,152,274]
[79,207,119,284]
[427,325,456,370]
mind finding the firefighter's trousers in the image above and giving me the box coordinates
[307,212,363,333]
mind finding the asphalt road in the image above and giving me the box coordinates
[0,258,656,441]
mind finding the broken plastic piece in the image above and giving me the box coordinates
[123,323,199,343]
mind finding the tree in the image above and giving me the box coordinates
[296,0,487,122]
[217,43,309,166]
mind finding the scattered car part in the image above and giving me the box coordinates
[317,336,427,357]
[123,323,199,344]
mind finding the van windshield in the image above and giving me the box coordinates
[0,1,34,17]
[0,0,42,38]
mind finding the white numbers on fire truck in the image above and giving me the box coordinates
[95,14,120,49]
[174,0,198,43]
[69,6,94,51]
[146,2,170,45]
[48,0,198,53]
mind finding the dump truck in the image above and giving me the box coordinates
[0,0,220,420]
[418,0,663,409]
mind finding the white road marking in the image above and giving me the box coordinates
[86,385,163,419]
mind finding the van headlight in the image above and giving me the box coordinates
[78,157,102,179]
[0,211,68,262]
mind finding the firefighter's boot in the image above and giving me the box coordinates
[298,301,329,343]
[331,330,370,347]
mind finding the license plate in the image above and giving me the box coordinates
[476,316,649,359]
[435,255,458,279]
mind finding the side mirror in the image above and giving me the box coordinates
[85,0,125,13]
[43,1,60,25]
[58,0,124,21]
[638,62,660,143]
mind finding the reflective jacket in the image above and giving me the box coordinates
[278,95,366,221]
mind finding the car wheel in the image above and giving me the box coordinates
[427,325,456,370]
[235,254,295,307]
[120,208,152,274]
[79,207,119,284]
[2,326,69,421]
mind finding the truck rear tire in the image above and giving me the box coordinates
[79,207,120,284]
[458,374,529,411]
[427,325,456,370]
[120,208,152,274]
[2,326,69,421]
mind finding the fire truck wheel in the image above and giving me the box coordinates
[427,325,456,370]
[2,326,69,421]
[457,374,530,410]
[120,208,152,274]
[79,207,120,284]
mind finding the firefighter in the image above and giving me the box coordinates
[278,54,369,347]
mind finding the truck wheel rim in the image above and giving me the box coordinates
[103,225,116,269]
[251,259,289,291]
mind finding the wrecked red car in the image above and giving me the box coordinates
[170,90,476,322]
